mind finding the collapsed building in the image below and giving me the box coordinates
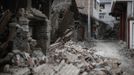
[50,0,79,42]
[0,0,84,71]
[0,0,125,75]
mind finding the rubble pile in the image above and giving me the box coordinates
[0,49,46,74]
[103,28,117,40]
[120,48,134,59]
[119,41,134,59]
[0,8,48,75]
[47,40,123,75]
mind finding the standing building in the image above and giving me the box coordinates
[89,0,108,39]
[75,0,109,40]
[99,0,115,28]
[110,0,134,49]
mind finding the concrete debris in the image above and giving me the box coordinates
[119,40,134,59]
[46,40,123,75]
[27,8,47,19]
[0,49,46,74]
[0,7,122,75]
[12,8,32,52]
[32,50,47,64]
[0,39,123,75]
[57,63,80,75]
[16,50,46,66]
[120,48,134,59]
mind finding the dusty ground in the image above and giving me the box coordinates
[1,40,134,75]
[93,40,134,75]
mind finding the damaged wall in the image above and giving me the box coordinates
[29,19,51,54]
[0,0,52,69]
[0,0,82,72]
[50,0,77,43]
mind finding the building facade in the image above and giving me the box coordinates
[89,0,109,39]
[99,0,115,28]
[111,0,134,49]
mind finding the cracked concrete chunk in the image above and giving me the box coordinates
[57,64,80,75]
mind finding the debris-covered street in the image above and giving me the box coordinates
[1,40,134,75]
[1,0,134,75]
[0,40,123,75]
[94,40,134,75]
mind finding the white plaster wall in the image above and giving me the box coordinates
[91,0,115,27]
[93,8,100,19]
[99,3,115,27]
[100,0,112,3]
[92,0,100,19]
[129,21,134,49]
[127,2,132,45]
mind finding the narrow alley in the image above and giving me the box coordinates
[94,40,121,58]
[0,0,134,75]
[94,40,134,75]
